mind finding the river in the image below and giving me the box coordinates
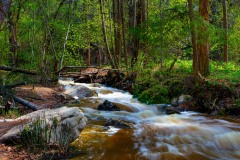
[59,79,240,160]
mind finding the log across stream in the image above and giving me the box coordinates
[59,79,240,160]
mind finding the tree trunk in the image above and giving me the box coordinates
[0,66,37,75]
[13,96,39,111]
[99,0,117,68]
[222,0,228,62]
[121,0,128,68]
[117,0,122,66]
[159,0,163,70]
[187,0,199,78]
[0,0,12,27]
[131,0,141,68]
[86,43,91,66]
[197,0,210,77]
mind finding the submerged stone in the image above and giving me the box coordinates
[165,106,182,115]
[104,118,132,128]
[97,100,120,111]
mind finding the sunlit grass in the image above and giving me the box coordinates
[209,61,240,84]
[164,59,240,84]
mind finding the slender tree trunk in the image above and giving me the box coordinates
[60,24,70,71]
[86,3,91,66]
[222,0,228,62]
[121,0,128,68]
[141,0,148,67]
[86,43,91,66]
[117,0,122,67]
[187,0,198,78]
[133,0,137,27]
[107,0,114,59]
[0,0,12,27]
[99,0,116,68]
[159,0,163,70]
[112,0,118,67]
[131,0,141,67]
[197,0,210,77]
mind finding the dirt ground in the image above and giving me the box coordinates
[0,84,64,160]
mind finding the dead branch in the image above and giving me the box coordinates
[0,66,37,75]
[13,96,39,111]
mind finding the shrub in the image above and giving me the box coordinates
[138,85,169,104]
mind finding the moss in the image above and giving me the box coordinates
[166,80,184,100]
[138,85,169,104]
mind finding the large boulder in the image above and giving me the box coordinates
[64,85,97,98]
[97,100,120,111]
[0,107,87,145]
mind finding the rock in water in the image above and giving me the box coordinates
[104,119,132,128]
[165,106,182,115]
[0,107,87,145]
[64,85,97,98]
[97,100,120,111]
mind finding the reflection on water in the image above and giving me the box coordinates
[59,79,240,160]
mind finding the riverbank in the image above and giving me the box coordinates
[99,63,240,116]
[132,74,240,116]
[0,84,67,159]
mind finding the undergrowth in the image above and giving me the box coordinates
[133,59,240,105]
[21,116,73,159]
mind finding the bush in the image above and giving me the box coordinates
[138,85,169,104]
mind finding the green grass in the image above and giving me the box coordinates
[164,59,240,84]
[134,59,240,104]
[209,61,240,84]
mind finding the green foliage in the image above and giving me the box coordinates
[209,61,240,84]
[21,116,73,157]
[138,84,169,104]
[21,117,51,154]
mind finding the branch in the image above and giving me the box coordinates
[0,66,37,75]
[13,96,39,111]
[4,82,26,89]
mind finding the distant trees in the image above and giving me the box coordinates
[0,0,240,82]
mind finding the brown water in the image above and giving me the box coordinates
[59,80,240,160]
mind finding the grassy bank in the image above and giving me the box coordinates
[132,60,240,115]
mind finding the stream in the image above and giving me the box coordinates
[59,79,240,160]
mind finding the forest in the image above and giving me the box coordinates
[0,0,240,159]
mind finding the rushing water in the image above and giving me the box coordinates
[59,79,240,160]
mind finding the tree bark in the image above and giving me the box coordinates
[5,82,26,89]
[112,0,118,67]
[187,0,199,78]
[0,66,37,75]
[121,0,128,68]
[197,0,210,77]
[222,0,228,62]
[99,0,117,68]
[117,0,122,66]
[0,0,12,27]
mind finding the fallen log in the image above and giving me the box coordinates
[13,96,39,111]
[5,82,26,89]
[0,66,37,75]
